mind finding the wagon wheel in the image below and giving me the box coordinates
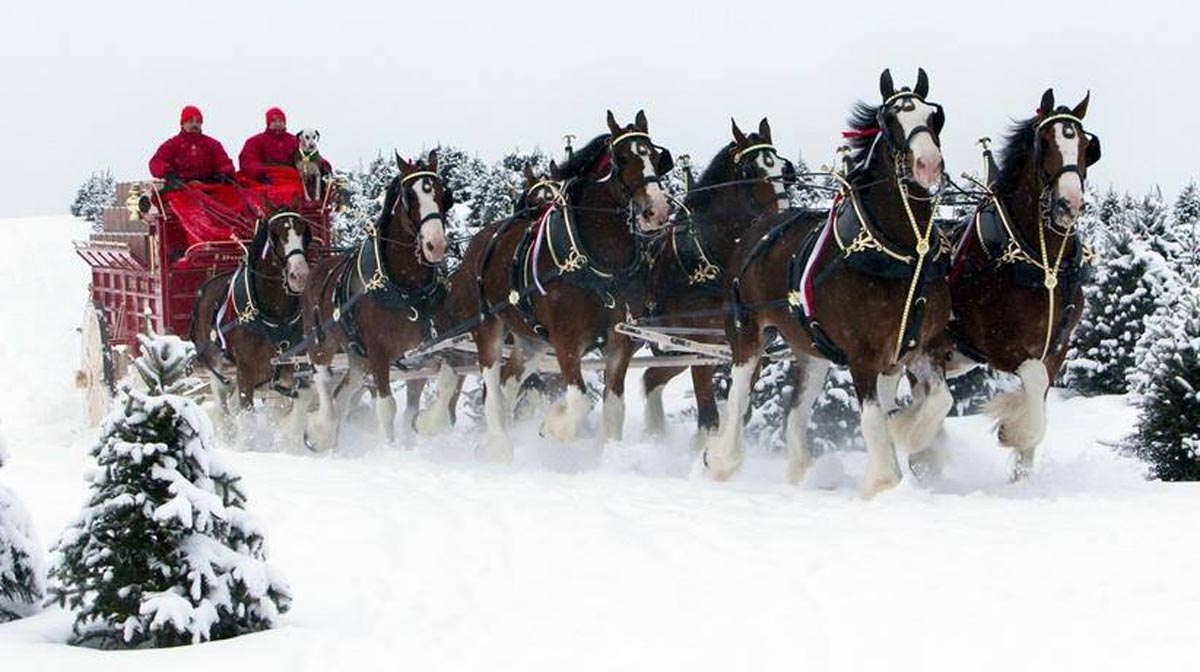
[77,300,115,426]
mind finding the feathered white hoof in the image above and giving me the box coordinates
[787,449,813,485]
[480,432,514,463]
[701,434,743,481]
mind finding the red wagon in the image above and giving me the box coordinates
[75,181,335,423]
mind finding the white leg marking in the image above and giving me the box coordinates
[541,385,590,442]
[786,357,831,484]
[702,359,758,481]
[375,393,397,445]
[861,399,901,495]
[602,390,625,443]
[481,363,513,462]
[307,366,339,452]
[987,358,1050,479]
[415,362,457,435]
[643,384,666,437]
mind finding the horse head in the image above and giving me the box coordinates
[394,149,451,264]
[1033,89,1100,228]
[729,116,794,215]
[517,162,562,213]
[605,109,673,233]
[877,67,946,191]
[260,209,312,294]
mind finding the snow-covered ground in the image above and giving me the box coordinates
[1,217,1197,671]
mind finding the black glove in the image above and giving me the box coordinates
[216,174,236,185]
[164,173,184,190]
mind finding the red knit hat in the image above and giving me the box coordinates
[265,107,286,126]
[179,105,203,125]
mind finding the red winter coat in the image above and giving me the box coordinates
[148,131,236,181]
[239,129,300,181]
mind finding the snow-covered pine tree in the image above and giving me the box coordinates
[1062,205,1176,396]
[1125,278,1200,480]
[48,334,290,649]
[1125,188,1186,271]
[330,154,398,246]
[70,170,117,231]
[807,365,862,454]
[0,421,45,623]
[1172,180,1199,274]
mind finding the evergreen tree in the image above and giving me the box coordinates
[1125,188,1185,270]
[1125,280,1200,480]
[330,154,397,246]
[807,366,862,454]
[0,422,45,623]
[70,170,117,231]
[1063,214,1175,395]
[48,334,290,648]
[1172,180,1200,273]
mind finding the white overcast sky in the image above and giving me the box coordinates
[0,0,1192,217]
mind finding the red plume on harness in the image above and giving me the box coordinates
[841,128,881,140]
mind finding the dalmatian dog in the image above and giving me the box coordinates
[295,128,327,201]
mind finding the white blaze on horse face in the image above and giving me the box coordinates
[632,140,669,231]
[282,223,309,292]
[895,99,943,190]
[413,177,447,263]
[1053,122,1085,221]
[756,151,787,207]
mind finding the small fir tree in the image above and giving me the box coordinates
[70,170,117,231]
[1125,280,1200,480]
[0,422,45,623]
[48,334,291,648]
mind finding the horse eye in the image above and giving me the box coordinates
[763,155,775,168]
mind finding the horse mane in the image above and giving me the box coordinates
[377,174,403,232]
[846,102,882,170]
[248,216,272,263]
[685,142,736,212]
[995,115,1038,195]
[554,134,611,179]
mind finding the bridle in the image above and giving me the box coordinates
[387,169,447,265]
[601,131,676,237]
[867,90,946,188]
[255,212,311,295]
[730,142,795,214]
[1033,112,1101,236]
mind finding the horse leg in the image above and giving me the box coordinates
[415,360,459,435]
[891,355,953,480]
[785,354,831,484]
[234,367,260,449]
[476,321,513,462]
[210,372,237,443]
[986,358,1050,481]
[540,336,589,443]
[367,356,397,446]
[305,364,341,452]
[856,367,904,495]
[600,331,636,443]
[401,377,425,447]
[642,365,684,438]
[284,375,315,453]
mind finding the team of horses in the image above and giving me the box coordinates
[190,68,1102,492]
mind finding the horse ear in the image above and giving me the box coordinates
[914,68,930,98]
[880,69,896,100]
[731,118,748,146]
[606,110,622,135]
[427,148,439,172]
[1073,91,1091,120]
[523,162,536,183]
[549,159,560,178]
[634,109,648,132]
[758,117,772,143]
[1039,88,1056,116]
[394,151,411,174]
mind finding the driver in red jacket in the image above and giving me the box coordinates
[149,106,235,183]
[238,107,330,206]
[148,106,253,261]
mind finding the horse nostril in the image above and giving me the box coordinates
[642,207,655,220]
